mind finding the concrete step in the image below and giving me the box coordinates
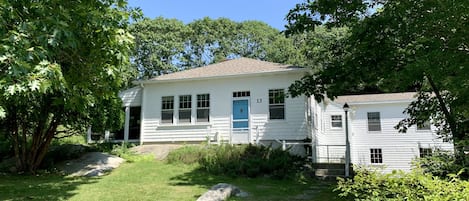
[315,168,345,177]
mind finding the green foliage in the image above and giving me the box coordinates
[413,151,468,179]
[286,0,469,163]
[106,142,153,162]
[198,144,304,179]
[336,167,469,201]
[166,145,206,164]
[41,144,90,169]
[130,17,308,78]
[0,0,139,173]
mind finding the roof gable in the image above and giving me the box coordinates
[144,57,304,82]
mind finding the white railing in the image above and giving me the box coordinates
[315,144,346,163]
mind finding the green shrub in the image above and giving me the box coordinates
[336,167,469,201]
[199,144,304,179]
[413,151,468,179]
[41,144,90,168]
[109,142,153,162]
[166,145,206,164]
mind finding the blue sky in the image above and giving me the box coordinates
[127,0,304,31]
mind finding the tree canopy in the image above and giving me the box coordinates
[130,17,308,79]
[286,0,469,163]
[0,0,137,173]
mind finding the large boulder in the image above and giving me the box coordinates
[197,183,248,201]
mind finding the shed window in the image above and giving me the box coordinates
[331,115,342,128]
[269,89,285,120]
[367,112,381,131]
[161,96,174,124]
[179,95,192,123]
[370,148,383,164]
[197,94,210,122]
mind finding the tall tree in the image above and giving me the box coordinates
[286,0,469,163]
[130,16,308,78]
[0,0,137,173]
[130,17,191,78]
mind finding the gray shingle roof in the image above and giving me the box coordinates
[146,57,304,82]
[334,92,417,104]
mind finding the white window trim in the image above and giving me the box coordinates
[196,93,210,124]
[370,148,383,164]
[268,89,286,121]
[367,112,382,132]
[330,115,343,130]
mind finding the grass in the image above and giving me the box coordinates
[0,160,344,201]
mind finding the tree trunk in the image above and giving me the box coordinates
[426,75,465,165]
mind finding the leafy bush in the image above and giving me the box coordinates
[41,144,90,168]
[109,142,153,162]
[336,167,469,201]
[199,144,304,179]
[414,151,468,179]
[166,145,206,164]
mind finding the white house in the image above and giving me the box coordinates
[313,93,453,172]
[103,57,453,172]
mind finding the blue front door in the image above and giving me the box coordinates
[232,99,249,143]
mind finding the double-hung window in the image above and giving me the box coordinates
[197,94,210,122]
[179,95,192,123]
[269,89,285,120]
[331,115,343,129]
[367,112,381,131]
[161,96,174,124]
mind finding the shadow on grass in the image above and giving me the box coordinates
[169,168,229,188]
[0,173,100,201]
[169,167,346,201]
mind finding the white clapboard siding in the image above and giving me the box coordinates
[315,98,453,172]
[140,72,309,143]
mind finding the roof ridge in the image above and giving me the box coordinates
[144,57,304,82]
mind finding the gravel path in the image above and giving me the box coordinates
[57,152,124,177]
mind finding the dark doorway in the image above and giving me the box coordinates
[129,106,141,140]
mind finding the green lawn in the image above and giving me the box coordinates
[0,161,344,201]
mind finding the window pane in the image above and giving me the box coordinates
[367,112,381,131]
[419,148,432,158]
[269,105,285,119]
[162,96,174,109]
[197,94,210,122]
[179,109,191,123]
[179,95,191,109]
[269,89,285,104]
[331,115,342,128]
[269,89,285,120]
[197,108,209,122]
[370,148,383,164]
[161,111,173,124]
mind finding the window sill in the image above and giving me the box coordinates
[330,128,343,130]
[157,123,212,130]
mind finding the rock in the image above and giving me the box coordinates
[197,183,248,201]
[57,152,124,177]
